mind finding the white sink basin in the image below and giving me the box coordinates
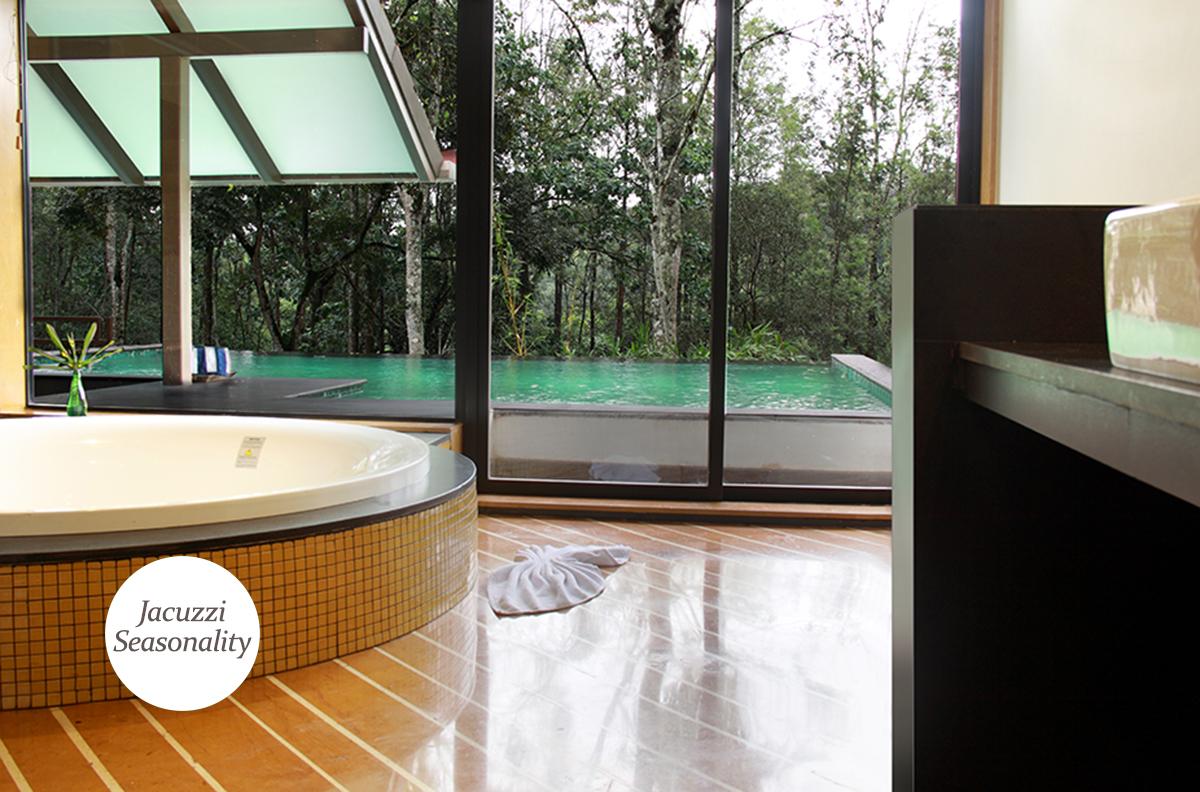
[1105,199,1200,384]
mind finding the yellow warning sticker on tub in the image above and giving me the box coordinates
[235,436,266,468]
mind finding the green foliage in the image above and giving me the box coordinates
[493,212,531,357]
[728,324,812,363]
[28,322,123,372]
[28,0,956,369]
[623,324,658,360]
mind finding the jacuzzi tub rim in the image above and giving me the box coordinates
[0,447,475,564]
[1,415,433,535]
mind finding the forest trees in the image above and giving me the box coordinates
[644,0,714,354]
[29,0,957,366]
[722,0,958,361]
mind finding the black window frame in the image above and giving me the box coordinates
[20,0,984,505]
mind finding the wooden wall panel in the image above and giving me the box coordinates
[0,0,26,414]
[892,205,1198,789]
[980,0,1003,203]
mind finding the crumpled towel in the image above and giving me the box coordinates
[487,544,632,616]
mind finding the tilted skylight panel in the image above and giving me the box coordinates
[211,52,416,178]
[25,67,117,180]
[177,0,354,33]
[25,0,168,37]
[24,0,442,184]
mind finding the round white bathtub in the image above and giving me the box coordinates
[0,416,431,535]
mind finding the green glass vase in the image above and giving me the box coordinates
[66,370,88,417]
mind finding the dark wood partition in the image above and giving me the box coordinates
[892,206,1200,790]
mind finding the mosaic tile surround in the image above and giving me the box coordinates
[0,489,478,710]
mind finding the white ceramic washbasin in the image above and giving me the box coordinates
[1105,198,1200,384]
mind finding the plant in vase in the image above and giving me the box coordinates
[27,323,123,416]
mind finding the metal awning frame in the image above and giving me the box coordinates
[23,0,449,387]
[26,0,445,187]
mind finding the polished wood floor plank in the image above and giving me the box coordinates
[477,520,880,675]
[452,582,832,746]
[477,494,891,523]
[482,513,797,595]
[272,657,533,792]
[464,552,873,766]
[0,739,28,792]
[0,709,108,792]
[488,513,827,581]
[345,639,641,792]
[475,531,828,667]
[0,515,890,791]
[230,677,400,791]
[148,699,332,791]
[806,526,891,550]
[481,516,865,630]
[55,701,210,791]
[480,518,891,791]
[262,674,443,792]
[390,604,769,792]
[672,521,892,562]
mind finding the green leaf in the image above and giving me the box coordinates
[45,324,68,357]
[25,360,69,371]
[82,322,98,357]
[30,346,66,362]
[82,346,123,368]
[93,339,116,354]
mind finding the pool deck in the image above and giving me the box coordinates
[34,376,455,420]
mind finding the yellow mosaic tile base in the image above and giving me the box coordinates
[0,489,477,710]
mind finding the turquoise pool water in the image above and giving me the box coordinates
[94,350,890,411]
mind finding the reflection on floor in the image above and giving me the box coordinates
[0,516,891,791]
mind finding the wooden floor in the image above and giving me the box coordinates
[0,516,891,792]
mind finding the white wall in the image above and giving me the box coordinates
[997,0,1200,205]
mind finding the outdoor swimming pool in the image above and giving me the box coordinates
[94,350,890,412]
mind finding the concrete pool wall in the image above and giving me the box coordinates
[490,403,891,486]
[38,357,893,487]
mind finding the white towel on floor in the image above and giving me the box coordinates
[487,544,632,616]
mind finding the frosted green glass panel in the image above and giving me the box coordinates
[62,59,160,177]
[213,53,415,175]
[179,0,352,32]
[26,68,116,179]
[26,0,168,36]
[189,71,256,177]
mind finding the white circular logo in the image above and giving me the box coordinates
[105,556,260,711]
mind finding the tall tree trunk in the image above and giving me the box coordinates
[242,226,285,350]
[588,257,597,353]
[103,193,120,340]
[399,186,426,355]
[553,270,563,347]
[575,261,588,352]
[648,0,687,355]
[346,276,357,354]
[377,270,386,353]
[649,183,682,353]
[118,226,133,341]
[201,243,216,345]
[614,278,625,352]
[732,0,742,182]
[395,4,441,359]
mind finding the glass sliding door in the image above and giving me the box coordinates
[487,0,714,486]
[723,0,960,489]
[24,0,457,419]
[462,0,962,500]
